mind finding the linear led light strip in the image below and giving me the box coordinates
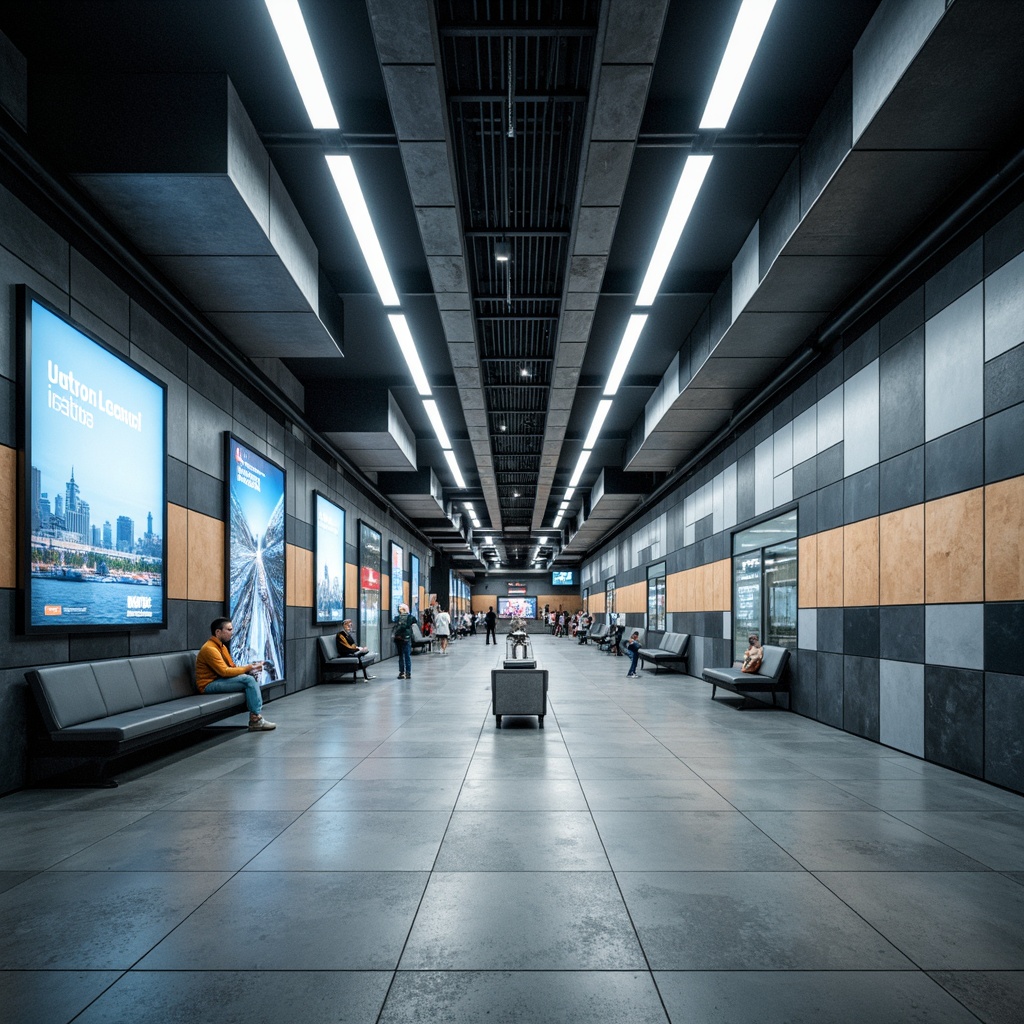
[553,0,776,527]
[266,0,466,488]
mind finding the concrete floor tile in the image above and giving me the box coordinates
[0,810,150,870]
[928,971,1024,1024]
[312,778,463,811]
[139,871,427,970]
[455,778,587,810]
[0,971,121,1024]
[579,778,733,811]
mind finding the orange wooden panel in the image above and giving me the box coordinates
[590,592,606,613]
[798,536,817,608]
[986,476,1024,601]
[287,545,313,608]
[381,573,390,613]
[187,510,224,602]
[166,503,188,600]
[345,561,357,608]
[667,570,683,612]
[843,517,879,607]
[925,488,984,603]
[816,527,844,607]
[683,567,695,611]
[0,445,17,589]
[617,581,645,614]
[714,558,730,611]
[703,561,716,611]
[879,505,924,605]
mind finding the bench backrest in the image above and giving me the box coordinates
[318,634,340,661]
[589,623,610,640]
[757,645,790,680]
[657,632,690,656]
[27,651,198,731]
[411,622,427,643]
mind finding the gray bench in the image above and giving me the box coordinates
[26,652,283,784]
[637,632,690,673]
[491,667,548,728]
[584,622,610,646]
[411,622,433,654]
[316,635,379,682]
[702,645,791,706]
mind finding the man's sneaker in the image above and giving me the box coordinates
[248,716,276,731]
[398,673,406,679]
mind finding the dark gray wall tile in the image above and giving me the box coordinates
[789,648,817,717]
[843,655,879,740]
[845,607,879,658]
[844,465,879,524]
[985,402,1024,483]
[793,377,817,417]
[130,600,188,655]
[167,456,188,507]
[924,420,983,501]
[985,342,1024,415]
[880,287,924,352]
[817,608,844,654]
[0,590,69,669]
[187,467,223,519]
[736,451,755,523]
[985,603,1024,674]
[879,326,924,460]
[845,324,878,379]
[816,443,844,489]
[924,665,984,777]
[816,652,844,728]
[817,355,844,401]
[792,456,817,498]
[879,604,924,663]
[925,238,983,319]
[984,672,1024,791]
[798,492,817,537]
[816,480,844,533]
[879,447,924,515]
[984,200,1024,275]
[0,376,15,448]
[70,633,130,662]
[188,348,232,413]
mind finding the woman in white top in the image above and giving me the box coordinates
[434,607,452,654]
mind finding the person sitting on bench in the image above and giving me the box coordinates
[196,617,276,732]
[336,619,376,680]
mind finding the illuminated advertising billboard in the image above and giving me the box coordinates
[358,521,381,650]
[227,435,285,681]
[22,290,167,631]
[314,492,345,624]
[390,541,404,617]
[409,552,420,620]
[552,570,576,586]
[497,597,537,618]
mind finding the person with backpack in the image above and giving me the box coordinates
[392,603,418,679]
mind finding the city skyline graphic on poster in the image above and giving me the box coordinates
[28,297,166,628]
[229,439,285,680]
[390,542,404,617]
[315,493,345,623]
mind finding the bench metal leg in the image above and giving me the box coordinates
[495,715,502,729]
[711,684,717,699]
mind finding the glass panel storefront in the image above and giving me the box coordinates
[732,511,797,660]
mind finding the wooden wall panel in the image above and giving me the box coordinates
[166,502,188,600]
[381,573,390,613]
[986,476,1024,601]
[0,445,17,589]
[287,544,313,607]
[879,505,924,605]
[926,487,984,603]
[615,581,645,613]
[816,527,844,607]
[844,518,879,607]
[186,510,224,602]
[667,570,684,612]
[590,592,606,613]
[345,561,357,608]
[703,561,716,611]
[798,536,817,607]
[472,595,496,613]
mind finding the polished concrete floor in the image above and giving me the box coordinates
[2,634,1024,1023]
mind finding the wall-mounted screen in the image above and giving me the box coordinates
[314,492,345,624]
[497,597,537,618]
[359,521,381,651]
[22,289,167,631]
[409,552,420,620]
[227,435,285,681]
[390,541,404,617]
[552,570,576,586]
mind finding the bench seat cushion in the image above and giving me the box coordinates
[702,667,747,686]
[54,699,204,742]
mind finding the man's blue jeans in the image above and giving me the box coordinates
[397,639,412,676]
[204,673,262,714]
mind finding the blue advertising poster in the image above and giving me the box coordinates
[315,493,346,623]
[390,541,404,617]
[227,436,285,680]
[26,295,166,630]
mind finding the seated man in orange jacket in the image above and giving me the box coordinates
[195,617,276,731]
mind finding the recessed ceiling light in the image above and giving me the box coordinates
[444,450,466,489]
[326,155,400,307]
[520,367,530,378]
[494,240,511,262]
[423,399,451,449]
[499,423,507,432]
[604,314,650,395]
[264,0,339,130]
[388,315,430,396]
[699,0,778,130]
[584,399,613,450]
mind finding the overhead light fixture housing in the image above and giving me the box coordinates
[568,449,592,489]
[444,450,466,489]
[388,315,431,396]
[604,314,650,396]
[584,399,613,450]
[264,0,339,130]
[699,0,778,130]
[494,240,511,262]
[423,399,452,449]
[325,155,400,307]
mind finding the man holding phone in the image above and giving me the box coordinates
[195,617,276,731]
